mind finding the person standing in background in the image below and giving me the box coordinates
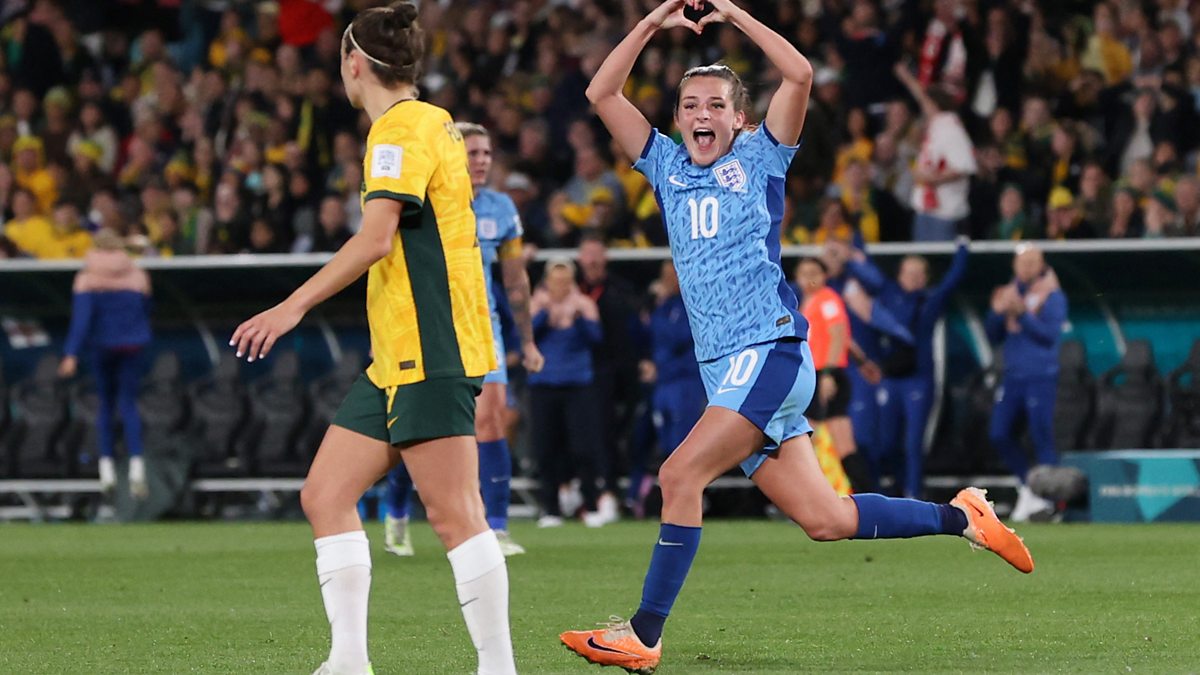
[58,229,152,499]
[795,257,873,492]
[629,260,706,515]
[895,63,976,241]
[528,258,606,528]
[846,237,970,499]
[576,233,635,523]
[987,244,1067,522]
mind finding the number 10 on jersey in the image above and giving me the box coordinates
[688,196,719,239]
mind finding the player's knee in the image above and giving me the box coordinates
[475,411,505,442]
[657,460,703,500]
[423,490,486,547]
[299,482,326,522]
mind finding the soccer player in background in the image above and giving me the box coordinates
[230,5,517,674]
[987,243,1067,521]
[844,237,970,499]
[382,122,544,558]
[560,1,1032,671]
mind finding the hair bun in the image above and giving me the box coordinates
[388,1,419,28]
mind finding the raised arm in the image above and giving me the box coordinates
[700,0,813,144]
[923,237,971,317]
[586,0,699,160]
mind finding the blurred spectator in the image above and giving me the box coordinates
[895,64,976,241]
[986,244,1067,522]
[628,260,704,515]
[1170,176,1200,236]
[1045,187,1097,240]
[835,0,902,109]
[995,184,1030,240]
[13,135,57,213]
[528,258,604,527]
[576,234,635,520]
[1108,185,1144,238]
[59,229,152,499]
[6,190,90,259]
[309,193,352,253]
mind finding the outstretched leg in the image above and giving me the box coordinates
[754,434,1034,573]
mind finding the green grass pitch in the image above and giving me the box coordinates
[1,520,1197,673]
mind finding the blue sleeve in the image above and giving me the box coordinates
[1019,291,1067,346]
[532,310,550,339]
[64,291,96,357]
[752,125,801,177]
[846,258,890,296]
[924,243,970,318]
[632,130,674,186]
[985,311,1007,345]
[578,317,603,345]
[500,193,523,241]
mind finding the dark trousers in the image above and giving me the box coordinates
[92,347,145,458]
[530,384,601,515]
[988,376,1058,481]
[876,374,934,498]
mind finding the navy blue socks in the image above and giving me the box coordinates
[631,523,702,646]
[478,439,512,531]
[385,464,413,520]
[851,493,967,539]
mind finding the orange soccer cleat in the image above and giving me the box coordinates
[560,616,662,674]
[952,487,1035,573]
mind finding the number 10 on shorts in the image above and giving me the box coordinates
[721,348,759,388]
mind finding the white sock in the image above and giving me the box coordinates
[447,530,516,675]
[129,456,145,484]
[315,531,372,673]
[98,457,116,486]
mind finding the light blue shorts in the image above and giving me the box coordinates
[483,313,507,385]
[699,339,816,476]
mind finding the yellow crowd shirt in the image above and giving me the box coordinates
[361,100,495,388]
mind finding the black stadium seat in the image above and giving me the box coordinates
[243,351,309,476]
[1054,340,1095,451]
[1165,339,1200,448]
[303,350,364,455]
[60,377,102,477]
[7,354,71,478]
[1094,339,1164,449]
[138,352,189,445]
[188,353,251,477]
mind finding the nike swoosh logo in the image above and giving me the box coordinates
[715,387,736,395]
[387,417,398,429]
[667,175,688,188]
[657,538,684,547]
[460,597,478,608]
[490,476,509,483]
[586,636,639,656]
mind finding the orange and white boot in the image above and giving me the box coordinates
[560,616,662,674]
[952,487,1035,573]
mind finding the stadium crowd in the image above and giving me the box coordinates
[2,0,1200,260]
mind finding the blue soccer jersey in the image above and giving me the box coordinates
[473,187,523,314]
[635,125,807,362]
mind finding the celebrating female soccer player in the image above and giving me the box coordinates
[560,1,1033,672]
[231,4,516,674]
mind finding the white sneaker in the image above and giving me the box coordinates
[537,515,564,528]
[596,492,620,525]
[98,457,116,497]
[384,515,413,556]
[495,530,526,556]
[312,661,374,675]
[128,456,149,499]
[1010,484,1055,523]
[582,511,607,528]
[559,480,583,517]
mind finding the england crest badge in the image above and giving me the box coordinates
[713,159,747,192]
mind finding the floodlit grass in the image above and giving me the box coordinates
[1,520,1196,673]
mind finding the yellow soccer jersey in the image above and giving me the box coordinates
[361,100,495,388]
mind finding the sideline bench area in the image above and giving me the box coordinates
[0,475,1020,522]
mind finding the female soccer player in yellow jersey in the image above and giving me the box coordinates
[230,4,517,674]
